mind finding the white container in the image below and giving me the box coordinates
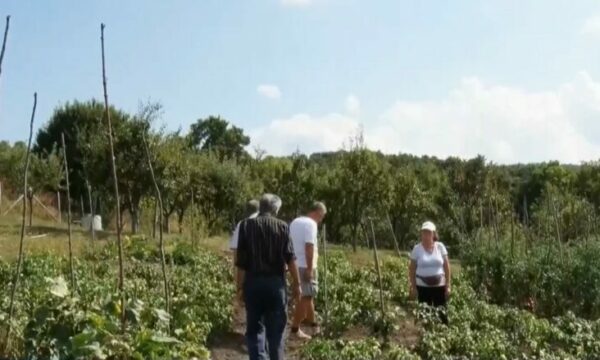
[92,215,103,231]
[81,214,103,231]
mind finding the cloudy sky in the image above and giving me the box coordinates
[2,0,600,163]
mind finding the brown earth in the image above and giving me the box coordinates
[208,300,420,360]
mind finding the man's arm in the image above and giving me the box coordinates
[304,243,314,280]
[288,259,301,302]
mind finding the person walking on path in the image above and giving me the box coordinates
[236,194,301,360]
[289,201,327,340]
[408,221,451,324]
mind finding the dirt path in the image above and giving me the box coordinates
[208,301,420,360]
[208,301,304,360]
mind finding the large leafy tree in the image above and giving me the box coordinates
[188,116,250,160]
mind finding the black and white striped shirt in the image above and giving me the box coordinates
[235,213,295,277]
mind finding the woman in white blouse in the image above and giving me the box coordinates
[408,221,451,324]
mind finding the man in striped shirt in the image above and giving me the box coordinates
[236,194,301,360]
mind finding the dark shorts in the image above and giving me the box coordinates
[299,267,318,298]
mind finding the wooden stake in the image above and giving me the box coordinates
[368,218,386,342]
[142,131,171,321]
[57,191,61,223]
[0,16,10,81]
[61,133,76,291]
[80,195,85,218]
[190,190,196,248]
[4,92,37,354]
[101,23,126,331]
[33,196,58,222]
[86,179,95,241]
[322,223,329,335]
[1,195,23,216]
[386,213,402,256]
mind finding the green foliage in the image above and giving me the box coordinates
[188,116,250,161]
[0,241,233,359]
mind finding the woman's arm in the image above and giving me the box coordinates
[443,255,451,294]
[408,259,417,293]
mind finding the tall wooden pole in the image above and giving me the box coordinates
[322,223,329,335]
[101,23,126,331]
[386,213,402,256]
[56,191,61,223]
[190,190,196,247]
[368,218,386,341]
[86,179,95,241]
[61,133,75,291]
[4,93,37,354]
[141,132,170,322]
[0,16,10,82]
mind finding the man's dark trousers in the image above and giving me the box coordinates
[244,274,287,360]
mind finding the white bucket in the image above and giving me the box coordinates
[92,215,103,231]
[82,214,103,231]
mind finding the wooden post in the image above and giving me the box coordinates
[322,223,329,335]
[4,92,37,354]
[141,131,171,323]
[386,213,402,256]
[0,16,10,81]
[101,23,126,332]
[86,179,95,241]
[152,199,157,240]
[190,190,196,248]
[1,195,23,216]
[61,133,75,291]
[57,191,61,223]
[80,195,85,218]
[368,218,386,342]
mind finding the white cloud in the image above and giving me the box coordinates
[257,84,282,100]
[250,113,359,155]
[581,15,600,36]
[281,0,312,7]
[345,95,361,117]
[252,73,600,163]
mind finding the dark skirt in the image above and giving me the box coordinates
[416,285,448,324]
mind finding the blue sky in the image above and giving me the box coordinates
[2,0,600,163]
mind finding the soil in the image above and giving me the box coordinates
[207,301,421,360]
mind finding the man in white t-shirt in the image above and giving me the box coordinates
[289,201,327,340]
[230,200,259,290]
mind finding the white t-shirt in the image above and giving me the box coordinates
[290,216,318,269]
[410,242,448,287]
[229,212,259,250]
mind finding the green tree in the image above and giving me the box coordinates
[188,116,250,160]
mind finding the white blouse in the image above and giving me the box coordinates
[410,242,448,287]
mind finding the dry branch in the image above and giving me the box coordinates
[101,23,126,331]
[4,92,37,354]
[61,133,76,291]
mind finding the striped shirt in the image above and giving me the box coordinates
[235,213,295,277]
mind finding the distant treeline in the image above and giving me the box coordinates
[1,100,599,250]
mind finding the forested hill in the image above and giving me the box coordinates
[1,100,598,251]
